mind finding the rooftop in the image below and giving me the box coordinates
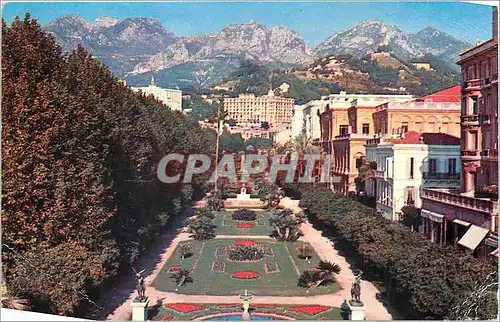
[388,131,460,145]
[418,85,461,103]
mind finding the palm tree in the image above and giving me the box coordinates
[179,243,193,261]
[291,134,321,180]
[269,208,301,241]
[170,268,192,287]
[298,260,341,289]
[1,280,30,310]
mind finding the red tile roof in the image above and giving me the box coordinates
[418,85,461,102]
[389,131,460,145]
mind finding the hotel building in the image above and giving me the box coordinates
[223,90,294,127]
[419,7,498,258]
[131,76,182,112]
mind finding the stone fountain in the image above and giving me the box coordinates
[239,289,254,321]
[224,187,264,209]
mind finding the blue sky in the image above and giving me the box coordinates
[2,1,493,45]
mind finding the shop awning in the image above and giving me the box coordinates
[452,219,471,227]
[457,225,490,250]
[421,209,444,223]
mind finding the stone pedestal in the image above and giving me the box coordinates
[348,301,365,321]
[131,298,149,321]
[241,299,251,320]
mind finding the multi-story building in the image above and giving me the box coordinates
[420,7,498,258]
[318,93,414,194]
[372,85,462,137]
[365,131,461,221]
[320,92,414,142]
[223,90,294,127]
[131,76,183,111]
[291,101,325,142]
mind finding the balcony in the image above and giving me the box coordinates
[423,172,460,180]
[462,79,481,91]
[422,188,498,214]
[461,149,480,159]
[461,114,479,126]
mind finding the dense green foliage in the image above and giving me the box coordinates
[232,209,257,221]
[298,186,498,320]
[228,246,264,261]
[269,209,302,241]
[1,15,215,316]
[298,261,341,289]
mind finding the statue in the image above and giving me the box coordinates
[350,270,362,305]
[133,268,146,301]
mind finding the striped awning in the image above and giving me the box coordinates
[421,209,444,223]
[457,225,490,250]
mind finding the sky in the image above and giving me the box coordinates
[2,1,494,45]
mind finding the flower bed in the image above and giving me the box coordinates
[228,245,263,261]
[234,240,256,246]
[165,303,204,314]
[211,260,226,273]
[264,261,280,274]
[168,265,182,272]
[289,305,330,315]
[231,271,261,279]
[232,209,257,221]
[263,246,274,257]
[237,223,254,228]
[296,244,314,259]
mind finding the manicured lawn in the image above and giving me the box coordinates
[213,211,274,236]
[153,239,341,296]
[150,303,345,320]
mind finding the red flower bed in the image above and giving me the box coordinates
[289,305,330,315]
[234,240,256,246]
[231,271,261,279]
[237,223,254,228]
[165,303,204,313]
[168,265,182,272]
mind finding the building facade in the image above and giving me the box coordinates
[223,91,294,127]
[372,86,462,138]
[318,93,414,194]
[420,7,498,258]
[131,76,182,111]
[365,131,461,221]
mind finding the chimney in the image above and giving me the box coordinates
[493,6,498,39]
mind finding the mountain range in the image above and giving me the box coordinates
[45,15,471,89]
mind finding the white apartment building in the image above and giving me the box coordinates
[131,76,183,111]
[365,131,461,221]
[291,100,325,141]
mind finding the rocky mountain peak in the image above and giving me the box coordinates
[90,16,119,30]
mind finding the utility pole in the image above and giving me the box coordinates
[214,102,222,191]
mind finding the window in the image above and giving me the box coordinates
[355,158,362,169]
[471,131,479,150]
[428,159,437,174]
[405,187,415,206]
[362,123,370,135]
[409,157,414,179]
[486,94,491,114]
[448,159,457,175]
[472,97,479,114]
[339,125,349,135]
[401,122,409,133]
[415,122,423,132]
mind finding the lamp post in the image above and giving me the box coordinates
[239,289,253,320]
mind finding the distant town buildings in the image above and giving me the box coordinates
[131,75,182,111]
[419,7,498,258]
[223,90,294,127]
[365,131,461,221]
[411,62,433,71]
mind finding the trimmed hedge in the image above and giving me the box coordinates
[299,186,498,320]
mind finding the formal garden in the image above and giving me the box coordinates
[212,210,275,236]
